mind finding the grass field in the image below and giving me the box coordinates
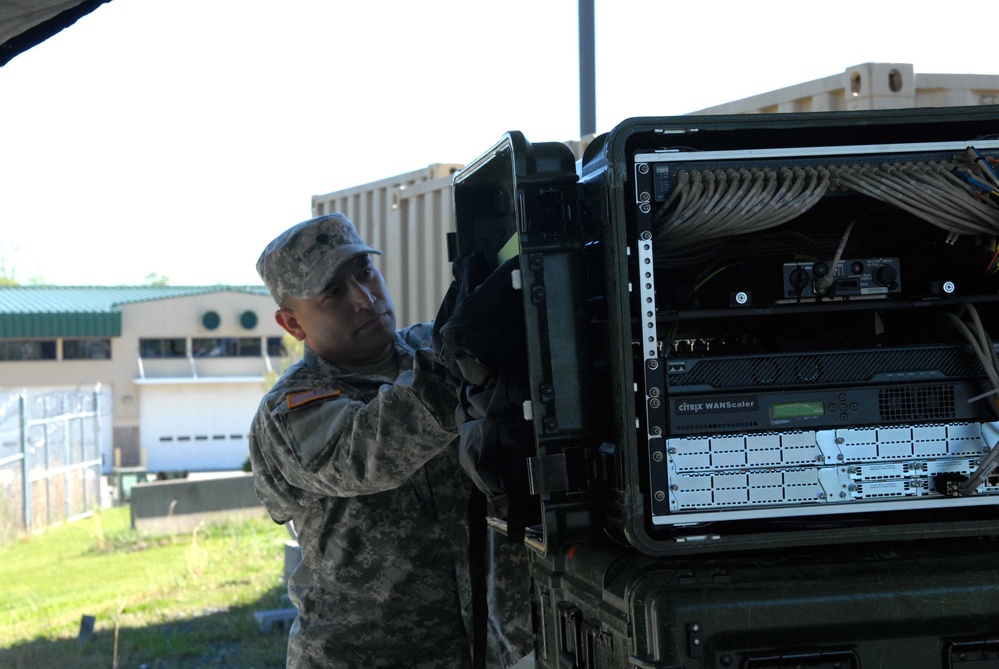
[0,505,291,668]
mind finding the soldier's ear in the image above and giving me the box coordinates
[275,308,307,341]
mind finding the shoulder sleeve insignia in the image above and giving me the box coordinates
[286,389,341,410]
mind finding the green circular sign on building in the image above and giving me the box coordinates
[202,310,221,330]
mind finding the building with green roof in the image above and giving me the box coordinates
[0,286,288,473]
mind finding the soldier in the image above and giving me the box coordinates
[249,214,530,669]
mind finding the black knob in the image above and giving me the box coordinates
[872,264,897,287]
[788,267,810,294]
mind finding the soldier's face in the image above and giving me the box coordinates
[276,255,397,367]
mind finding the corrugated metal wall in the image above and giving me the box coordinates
[311,164,461,327]
[695,63,999,115]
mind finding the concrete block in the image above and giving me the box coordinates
[130,473,267,535]
[284,540,302,583]
[253,607,297,633]
[77,614,96,645]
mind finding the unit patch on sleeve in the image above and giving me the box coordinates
[286,389,341,410]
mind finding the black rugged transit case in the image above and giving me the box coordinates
[529,535,999,669]
[450,105,999,558]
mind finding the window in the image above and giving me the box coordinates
[139,338,186,358]
[267,337,286,357]
[191,337,261,358]
[63,338,111,360]
[0,340,56,361]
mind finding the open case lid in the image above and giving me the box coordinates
[452,131,609,555]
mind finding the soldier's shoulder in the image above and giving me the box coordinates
[261,360,334,408]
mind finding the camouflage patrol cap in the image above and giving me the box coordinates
[256,213,382,305]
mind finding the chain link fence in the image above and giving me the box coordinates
[0,385,111,544]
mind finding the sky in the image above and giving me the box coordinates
[0,0,996,286]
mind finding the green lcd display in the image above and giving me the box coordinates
[771,400,826,420]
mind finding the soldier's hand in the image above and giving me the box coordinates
[414,348,463,399]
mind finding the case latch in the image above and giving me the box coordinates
[527,444,614,494]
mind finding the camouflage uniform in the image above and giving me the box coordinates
[250,322,530,668]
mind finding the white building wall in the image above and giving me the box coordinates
[138,380,265,472]
[119,291,284,472]
[121,292,283,385]
[0,289,287,473]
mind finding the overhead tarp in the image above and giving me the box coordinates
[0,0,112,66]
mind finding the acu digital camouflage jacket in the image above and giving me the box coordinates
[249,323,530,669]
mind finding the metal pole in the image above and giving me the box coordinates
[89,386,100,511]
[19,392,30,533]
[578,0,596,138]
[44,397,51,525]
[93,385,101,510]
[64,396,72,521]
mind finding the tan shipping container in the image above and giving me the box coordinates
[696,62,999,115]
